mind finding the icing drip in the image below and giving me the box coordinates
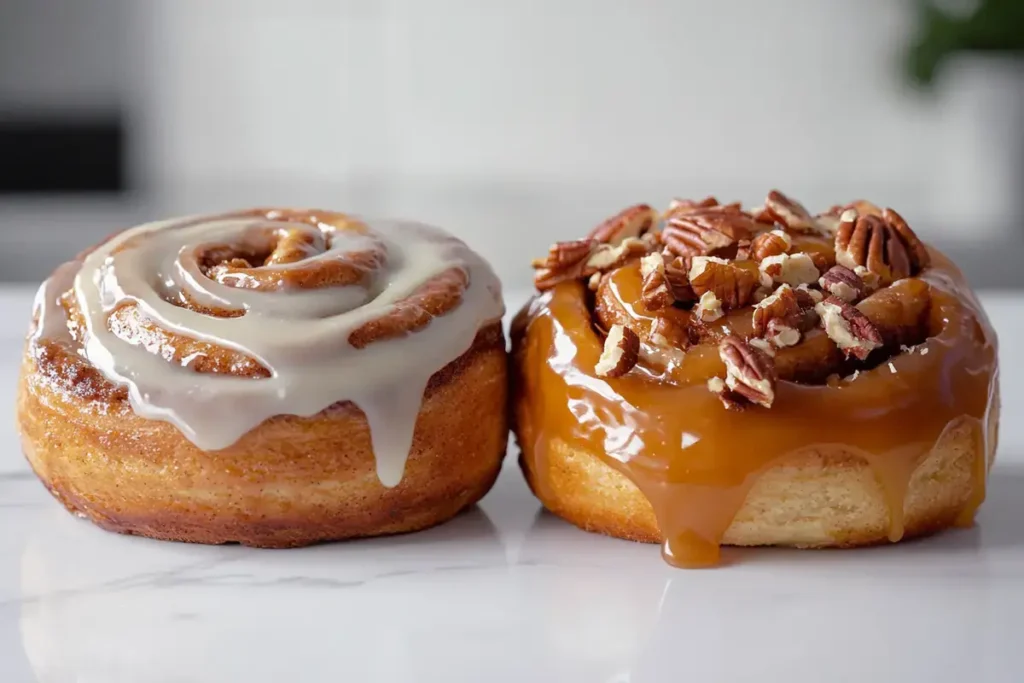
[31,211,504,487]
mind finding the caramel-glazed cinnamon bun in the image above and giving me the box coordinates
[512,193,999,567]
[18,209,507,547]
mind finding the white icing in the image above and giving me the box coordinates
[31,213,504,487]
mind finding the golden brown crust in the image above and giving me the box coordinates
[19,323,508,547]
[518,414,992,549]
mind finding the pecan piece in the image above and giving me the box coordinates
[808,251,831,273]
[641,231,663,250]
[532,238,597,290]
[693,290,724,322]
[853,265,881,293]
[754,190,817,232]
[835,211,911,285]
[882,207,930,273]
[587,204,658,246]
[758,252,820,287]
[814,296,883,360]
[533,235,652,290]
[735,239,752,261]
[595,324,641,377]
[747,337,777,356]
[764,319,800,348]
[585,237,651,273]
[664,196,720,221]
[819,265,867,303]
[751,284,816,348]
[662,252,696,303]
[688,256,758,310]
[707,376,746,410]
[662,209,757,258]
[649,316,688,350]
[828,200,883,218]
[814,212,841,233]
[795,283,823,304]
[640,252,673,310]
[793,286,825,330]
[641,316,688,367]
[750,229,792,262]
[718,335,778,408]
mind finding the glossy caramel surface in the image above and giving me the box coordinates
[512,249,998,566]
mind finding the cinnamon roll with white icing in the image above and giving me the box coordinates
[18,209,507,547]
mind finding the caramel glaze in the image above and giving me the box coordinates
[512,247,998,567]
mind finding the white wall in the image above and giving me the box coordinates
[119,1,1018,289]
[0,0,123,115]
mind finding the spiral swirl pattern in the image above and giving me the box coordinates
[34,209,504,486]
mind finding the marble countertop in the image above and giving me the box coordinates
[1,287,1023,682]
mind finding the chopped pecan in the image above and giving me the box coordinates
[735,239,752,261]
[753,190,818,232]
[533,234,652,290]
[750,229,792,262]
[751,284,816,347]
[853,265,881,292]
[641,231,663,250]
[793,287,824,329]
[662,252,696,303]
[693,290,724,322]
[881,207,930,273]
[752,285,773,303]
[808,251,831,273]
[532,238,597,290]
[758,252,820,287]
[814,296,883,360]
[688,256,759,309]
[835,212,912,285]
[718,335,778,408]
[662,208,757,258]
[707,376,745,410]
[795,283,823,305]
[814,213,841,233]
[819,265,867,303]
[531,238,592,270]
[585,237,651,273]
[588,204,658,246]
[747,337,777,356]
[764,320,801,348]
[640,252,673,310]
[649,316,689,350]
[639,317,688,367]
[707,376,727,392]
[663,196,729,221]
[828,200,883,218]
[752,284,798,335]
[595,324,641,377]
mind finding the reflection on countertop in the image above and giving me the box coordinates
[1,459,1024,682]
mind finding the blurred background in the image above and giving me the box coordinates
[1,0,1022,291]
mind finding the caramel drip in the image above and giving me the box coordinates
[513,249,998,567]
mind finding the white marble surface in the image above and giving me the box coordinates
[1,288,1023,682]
